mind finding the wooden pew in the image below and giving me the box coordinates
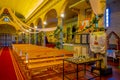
[12,44,74,79]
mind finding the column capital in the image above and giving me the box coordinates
[70,8,80,13]
[57,16,62,19]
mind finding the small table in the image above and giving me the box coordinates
[63,57,102,80]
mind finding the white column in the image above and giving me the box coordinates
[58,14,64,49]
[43,31,46,47]
[34,28,38,45]
[34,33,36,44]
[43,21,47,47]
[60,17,64,49]
[29,32,31,44]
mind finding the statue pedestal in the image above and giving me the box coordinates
[91,65,112,76]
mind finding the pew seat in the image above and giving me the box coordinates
[28,61,63,69]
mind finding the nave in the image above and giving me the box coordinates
[0,46,120,80]
[0,0,120,80]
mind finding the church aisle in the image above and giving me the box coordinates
[0,47,17,80]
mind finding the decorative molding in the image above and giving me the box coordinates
[71,8,80,13]
[107,31,120,39]
[26,0,61,24]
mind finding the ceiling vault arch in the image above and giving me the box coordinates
[0,7,57,33]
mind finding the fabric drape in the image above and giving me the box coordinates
[89,0,105,15]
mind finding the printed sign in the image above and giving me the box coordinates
[90,31,106,53]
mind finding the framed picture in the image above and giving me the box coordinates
[80,33,89,44]
[82,34,87,43]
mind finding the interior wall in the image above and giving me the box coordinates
[106,0,120,49]
[106,0,120,37]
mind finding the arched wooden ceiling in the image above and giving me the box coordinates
[0,0,44,19]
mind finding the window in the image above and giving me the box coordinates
[4,17,9,22]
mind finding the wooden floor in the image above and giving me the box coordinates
[32,60,120,80]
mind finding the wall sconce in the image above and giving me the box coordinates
[61,13,64,18]
[43,21,47,25]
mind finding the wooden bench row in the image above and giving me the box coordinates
[12,44,73,79]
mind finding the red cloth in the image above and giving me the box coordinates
[0,47,17,80]
[46,44,55,48]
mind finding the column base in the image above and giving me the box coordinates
[91,65,112,76]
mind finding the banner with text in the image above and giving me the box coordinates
[90,31,106,54]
